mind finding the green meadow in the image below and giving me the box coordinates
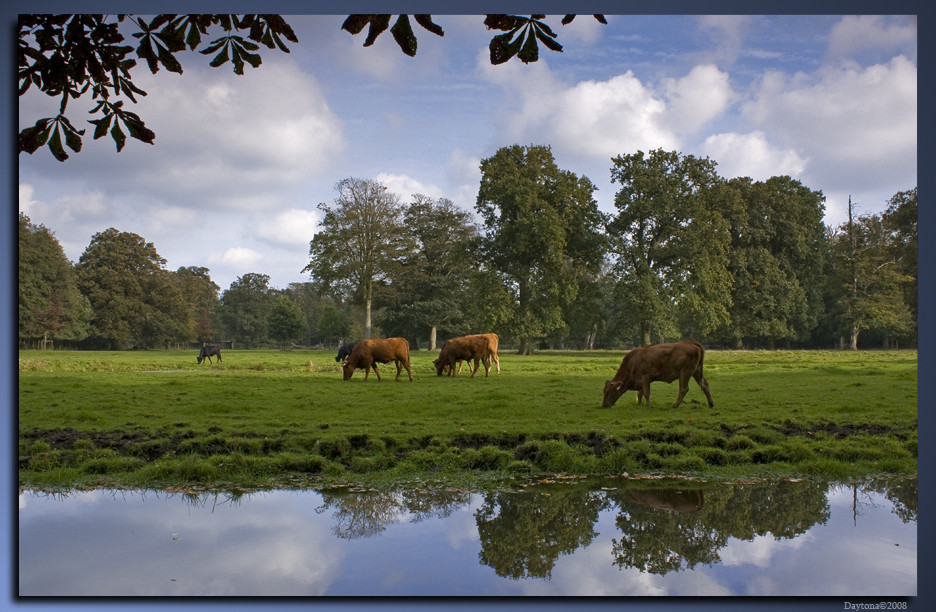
[18,348,917,491]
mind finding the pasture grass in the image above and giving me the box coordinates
[18,348,918,491]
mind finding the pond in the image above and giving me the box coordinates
[18,477,916,597]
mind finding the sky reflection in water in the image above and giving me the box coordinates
[18,478,916,596]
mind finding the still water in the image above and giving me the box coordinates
[18,477,916,596]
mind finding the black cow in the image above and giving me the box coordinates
[335,342,357,363]
[197,344,222,364]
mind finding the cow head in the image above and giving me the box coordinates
[602,380,626,407]
[197,356,203,364]
[342,361,355,380]
[433,357,446,376]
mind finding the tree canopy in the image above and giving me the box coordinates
[75,227,189,349]
[476,144,606,354]
[18,213,92,348]
[606,149,731,346]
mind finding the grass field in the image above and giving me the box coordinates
[18,348,918,491]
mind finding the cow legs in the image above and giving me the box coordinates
[672,373,691,409]
[403,360,413,382]
[469,358,480,377]
[694,373,714,407]
[640,380,651,407]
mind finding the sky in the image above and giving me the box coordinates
[17,13,919,292]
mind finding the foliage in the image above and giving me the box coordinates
[267,294,307,347]
[720,176,828,348]
[342,14,606,64]
[18,214,92,347]
[882,187,917,323]
[20,14,606,162]
[174,266,220,344]
[18,14,297,160]
[606,149,731,346]
[476,145,606,354]
[217,273,273,348]
[379,195,480,348]
[75,227,189,349]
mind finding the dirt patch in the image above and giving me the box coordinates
[773,421,897,438]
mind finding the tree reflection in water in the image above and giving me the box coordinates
[607,480,829,574]
[315,487,471,539]
[474,486,607,580]
[304,477,914,580]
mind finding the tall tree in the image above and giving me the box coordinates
[267,294,307,349]
[882,187,917,327]
[829,204,914,350]
[75,227,187,348]
[217,272,274,347]
[304,178,413,339]
[476,144,606,354]
[721,176,828,348]
[18,213,91,348]
[174,266,220,343]
[606,149,731,346]
[381,195,479,349]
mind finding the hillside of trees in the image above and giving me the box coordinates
[19,147,917,353]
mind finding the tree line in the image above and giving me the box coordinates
[19,146,917,352]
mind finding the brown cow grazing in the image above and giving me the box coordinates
[342,338,413,382]
[445,333,501,375]
[434,335,492,378]
[602,340,713,409]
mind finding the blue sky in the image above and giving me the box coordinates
[18,13,918,291]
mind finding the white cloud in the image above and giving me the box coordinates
[700,131,807,180]
[745,56,916,163]
[18,184,39,218]
[374,172,445,201]
[827,16,917,60]
[211,247,265,269]
[126,59,346,209]
[696,15,755,64]
[255,208,321,249]
[661,64,735,134]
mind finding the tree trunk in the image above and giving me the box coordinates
[429,325,437,351]
[364,295,372,339]
[849,324,859,351]
[518,337,533,355]
[641,325,652,347]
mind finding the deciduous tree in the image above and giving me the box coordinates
[380,195,479,349]
[606,149,731,346]
[476,144,605,354]
[720,176,828,348]
[217,272,274,347]
[18,213,91,348]
[304,178,414,339]
[75,227,188,348]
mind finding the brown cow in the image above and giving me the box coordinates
[342,338,413,382]
[445,333,501,375]
[434,335,491,378]
[602,340,713,409]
